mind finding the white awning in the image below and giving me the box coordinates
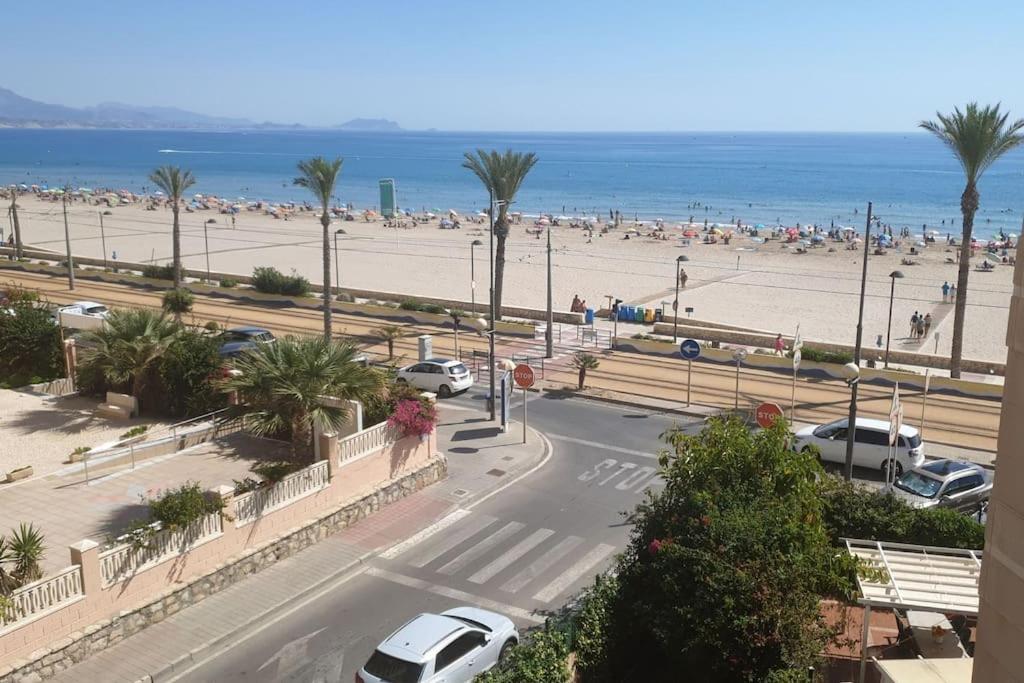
[844,539,982,616]
[875,657,973,683]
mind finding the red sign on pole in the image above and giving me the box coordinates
[513,364,535,388]
[755,402,784,429]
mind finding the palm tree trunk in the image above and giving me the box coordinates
[578,368,585,390]
[171,204,182,289]
[950,183,979,379]
[321,211,332,340]
[494,232,507,321]
[10,197,23,260]
[387,340,394,359]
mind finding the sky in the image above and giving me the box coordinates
[3,1,1022,132]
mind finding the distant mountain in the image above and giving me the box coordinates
[334,118,402,132]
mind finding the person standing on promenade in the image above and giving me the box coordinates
[774,334,785,356]
[910,311,920,338]
[679,269,689,288]
[924,313,933,337]
[942,281,950,302]
[950,284,957,303]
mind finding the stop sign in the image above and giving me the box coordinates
[513,364,535,388]
[755,402,784,429]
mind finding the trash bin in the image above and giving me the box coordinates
[645,308,655,323]
[634,306,644,322]
[653,309,663,323]
[585,308,595,325]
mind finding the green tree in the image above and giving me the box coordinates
[158,329,226,418]
[373,324,404,360]
[920,104,1024,377]
[161,288,194,322]
[462,149,538,320]
[220,336,383,460]
[600,418,856,681]
[294,157,343,340]
[0,294,63,388]
[148,166,197,289]
[571,351,599,390]
[77,308,179,406]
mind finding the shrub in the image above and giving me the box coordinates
[252,266,310,296]
[161,288,194,317]
[573,574,618,680]
[363,380,424,426]
[251,461,302,483]
[421,303,446,314]
[787,346,853,365]
[141,263,176,280]
[204,320,220,332]
[387,398,438,437]
[475,627,569,683]
[147,482,224,531]
[219,278,237,288]
[119,425,149,441]
[398,298,423,311]
[158,329,226,418]
[0,297,63,386]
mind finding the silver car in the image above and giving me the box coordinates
[887,459,992,513]
[357,607,518,683]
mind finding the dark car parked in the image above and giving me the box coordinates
[887,459,992,514]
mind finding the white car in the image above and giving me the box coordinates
[396,359,473,398]
[792,417,925,477]
[59,301,109,318]
[356,607,518,683]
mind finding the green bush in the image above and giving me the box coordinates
[161,288,194,317]
[219,278,237,288]
[398,298,423,311]
[142,264,176,280]
[787,346,853,365]
[421,303,447,314]
[252,267,310,297]
[0,301,63,387]
[362,379,427,427]
[573,574,618,681]
[475,627,569,683]
[158,329,227,418]
[147,482,224,531]
[251,461,302,483]
[119,425,149,440]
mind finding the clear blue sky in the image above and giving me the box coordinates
[4,1,1022,132]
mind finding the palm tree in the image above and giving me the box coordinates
[6,524,44,585]
[572,351,600,390]
[294,157,344,340]
[161,288,194,322]
[220,336,384,461]
[78,308,179,404]
[920,104,1024,378]
[148,166,197,289]
[462,149,538,320]
[374,324,404,360]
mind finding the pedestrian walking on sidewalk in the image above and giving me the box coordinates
[941,281,950,303]
[924,313,932,337]
[950,284,957,303]
[910,311,920,338]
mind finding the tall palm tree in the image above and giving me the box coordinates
[78,308,179,404]
[220,336,384,461]
[161,288,194,323]
[149,166,197,289]
[294,157,343,340]
[373,324,404,360]
[462,150,538,320]
[920,104,1024,377]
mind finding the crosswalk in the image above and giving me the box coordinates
[379,510,618,606]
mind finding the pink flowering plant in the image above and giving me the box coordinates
[387,398,437,438]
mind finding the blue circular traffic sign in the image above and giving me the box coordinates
[680,339,701,360]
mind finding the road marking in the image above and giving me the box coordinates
[547,433,659,459]
[366,567,543,625]
[437,522,526,576]
[407,514,498,568]
[257,627,327,673]
[468,529,554,585]
[465,430,554,510]
[500,536,584,593]
[532,543,617,603]
[379,508,471,559]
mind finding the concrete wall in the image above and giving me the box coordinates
[973,258,1024,681]
[0,431,440,675]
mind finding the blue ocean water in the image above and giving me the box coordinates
[1,129,1022,235]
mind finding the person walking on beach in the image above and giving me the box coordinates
[774,334,785,356]
[916,316,926,340]
[910,312,920,339]
[924,313,933,337]
[570,294,582,312]
[942,281,950,302]
[679,269,689,288]
[949,284,957,303]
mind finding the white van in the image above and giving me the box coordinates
[793,417,925,477]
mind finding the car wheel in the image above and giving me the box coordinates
[437,384,452,398]
[395,377,407,384]
[881,459,903,480]
[499,639,517,662]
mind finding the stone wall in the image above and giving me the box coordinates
[0,456,446,682]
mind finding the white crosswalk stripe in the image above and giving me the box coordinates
[467,528,554,584]
[500,536,584,593]
[407,514,498,568]
[532,543,616,603]
[436,521,526,576]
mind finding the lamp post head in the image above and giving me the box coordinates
[335,228,345,234]
[677,255,689,263]
[889,270,904,279]
[471,239,483,246]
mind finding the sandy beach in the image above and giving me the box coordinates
[5,193,1015,362]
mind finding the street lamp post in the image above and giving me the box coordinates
[470,239,483,315]
[334,228,344,299]
[98,212,108,271]
[61,187,75,291]
[672,255,689,342]
[884,270,904,369]
[545,224,553,359]
[202,220,212,283]
[843,202,875,481]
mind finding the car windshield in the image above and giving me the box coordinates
[364,650,424,683]
[448,615,492,632]
[905,433,922,449]
[86,305,108,314]
[813,420,844,437]
[447,363,468,375]
[894,471,942,498]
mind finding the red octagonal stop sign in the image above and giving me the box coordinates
[755,402,784,429]
[513,364,535,388]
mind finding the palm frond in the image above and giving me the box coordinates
[919,103,1024,182]
[294,157,344,210]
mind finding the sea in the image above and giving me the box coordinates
[1,129,1022,236]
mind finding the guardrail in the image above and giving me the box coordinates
[234,460,330,525]
[339,422,394,464]
[0,566,83,632]
[97,512,223,587]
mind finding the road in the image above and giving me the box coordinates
[1,267,1001,453]
[168,391,696,682]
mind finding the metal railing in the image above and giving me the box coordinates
[97,512,223,587]
[338,422,394,464]
[234,460,330,525]
[509,353,546,379]
[577,326,613,349]
[0,566,83,631]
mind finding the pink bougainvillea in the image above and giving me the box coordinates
[648,538,663,556]
[387,399,438,438]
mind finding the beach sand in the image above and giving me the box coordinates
[6,194,1015,362]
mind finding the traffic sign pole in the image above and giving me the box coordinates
[679,340,701,407]
[513,364,535,445]
[686,359,692,406]
[791,326,803,422]
[523,385,527,444]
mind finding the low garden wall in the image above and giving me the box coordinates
[0,426,442,678]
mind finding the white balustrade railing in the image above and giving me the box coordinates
[98,512,223,587]
[338,422,394,465]
[0,566,83,631]
[234,460,330,525]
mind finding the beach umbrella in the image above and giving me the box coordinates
[755,223,765,229]
[449,209,458,216]
[811,234,825,242]
[683,229,699,238]
[1009,233,1018,239]
[711,228,723,235]
[916,241,926,247]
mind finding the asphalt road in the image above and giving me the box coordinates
[171,392,697,682]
